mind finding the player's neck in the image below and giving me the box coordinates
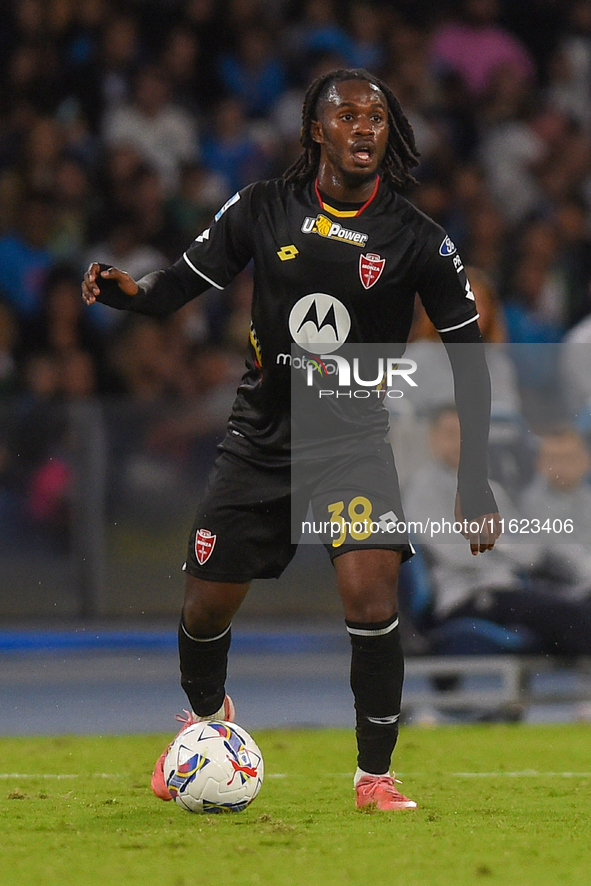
[315,167,380,204]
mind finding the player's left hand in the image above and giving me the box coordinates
[454,493,502,555]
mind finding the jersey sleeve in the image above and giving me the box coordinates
[180,183,261,291]
[413,223,479,334]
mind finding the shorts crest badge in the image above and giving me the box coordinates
[195,529,216,565]
[359,253,385,289]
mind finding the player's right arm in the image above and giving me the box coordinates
[81,185,263,316]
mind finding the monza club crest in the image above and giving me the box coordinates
[359,253,385,289]
[195,528,216,565]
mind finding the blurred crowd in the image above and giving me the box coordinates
[2,0,591,543]
[1,0,591,402]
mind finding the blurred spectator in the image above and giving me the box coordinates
[13,0,46,43]
[179,0,225,111]
[479,104,552,227]
[502,237,565,417]
[0,191,54,319]
[48,154,93,262]
[62,0,111,79]
[106,315,187,402]
[384,55,445,175]
[552,197,591,328]
[20,350,61,401]
[503,218,568,339]
[501,0,564,78]
[102,63,199,194]
[383,24,438,141]
[429,0,536,100]
[58,347,98,399]
[20,114,64,193]
[409,172,453,228]
[286,0,355,67]
[428,68,479,165]
[560,309,591,426]
[9,350,70,545]
[545,0,591,132]
[201,98,272,194]
[391,267,529,491]
[6,30,66,116]
[83,211,167,331]
[219,26,287,119]
[223,0,269,35]
[145,343,243,463]
[84,212,167,284]
[404,406,591,654]
[21,263,104,373]
[272,50,347,147]
[521,426,591,592]
[463,199,507,282]
[91,143,145,231]
[443,163,490,254]
[0,425,14,529]
[166,161,228,243]
[18,339,101,541]
[158,25,202,116]
[405,266,520,419]
[92,12,140,115]
[347,1,386,72]
[0,301,19,394]
[404,406,536,619]
[127,163,184,261]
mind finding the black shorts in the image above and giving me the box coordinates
[185,443,413,583]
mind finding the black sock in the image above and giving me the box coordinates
[346,614,404,775]
[178,616,231,716]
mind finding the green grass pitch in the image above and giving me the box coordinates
[1,725,590,886]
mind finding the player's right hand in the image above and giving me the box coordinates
[82,262,139,305]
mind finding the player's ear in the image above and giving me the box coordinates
[310,119,324,144]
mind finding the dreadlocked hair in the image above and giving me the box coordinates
[283,68,420,190]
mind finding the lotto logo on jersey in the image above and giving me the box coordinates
[195,529,216,566]
[359,253,385,289]
[301,214,369,247]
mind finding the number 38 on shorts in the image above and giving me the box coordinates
[326,497,401,547]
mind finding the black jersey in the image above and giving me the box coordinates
[113,176,478,463]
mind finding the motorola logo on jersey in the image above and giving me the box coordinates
[287,293,351,354]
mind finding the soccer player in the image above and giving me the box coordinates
[82,69,501,811]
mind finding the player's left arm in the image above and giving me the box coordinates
[441,320,502,555]
[414,228,501,554]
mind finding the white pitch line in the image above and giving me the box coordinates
[2,771,589,782]
[451,771,591,778]
[0,773,120,779]
[270,771,591,779]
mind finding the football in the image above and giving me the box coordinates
[164,720,264,813]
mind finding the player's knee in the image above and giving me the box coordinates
[182,598,229,637]
[182,575,246,636]
[346,600,398,624]
[340,583,398,625]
